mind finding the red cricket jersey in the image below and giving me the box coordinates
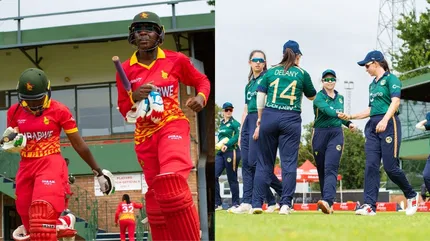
[115,201,143,223]
[7,99,78,158]
[116,48,211,144]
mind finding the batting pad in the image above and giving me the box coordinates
[152,173,200,241]
[29,200,58,241]
[145,190,172,241]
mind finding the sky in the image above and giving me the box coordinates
[215,0,429,132]
[0,0,214,30]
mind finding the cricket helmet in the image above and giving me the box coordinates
[16,68,51,115]
[128,11,165,50]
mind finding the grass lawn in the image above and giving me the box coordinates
[215,210,428,241]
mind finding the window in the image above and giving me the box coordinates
[77,86,111,137]
[110,84,135,133]
[51,88,76,137]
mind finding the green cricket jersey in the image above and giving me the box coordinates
[369,72,402,116]
[217,117,241,151]
[245,72,265,113]
[313,89,351,128]
[257,65,316,112]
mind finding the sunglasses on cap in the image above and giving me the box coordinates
[251,58,265,63]
[323,77,336,83]
[224,109,233,112]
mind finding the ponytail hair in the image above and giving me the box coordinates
[122,194,131,204]
[278,48,296,71]
[378,59,390,73]
[248,50,267,81]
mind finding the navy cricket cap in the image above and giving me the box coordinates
[222,102,234,109]
[357,50,385,66]
[425,112,430,130]
[283,40,302,55]
[322,69,336,78]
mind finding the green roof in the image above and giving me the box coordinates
[402,72,430,89]
[0,12,214,49]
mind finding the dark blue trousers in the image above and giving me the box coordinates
[215,148,241,206]
[252,108,301,208]
[241,112,282,205]
[312,127,344,206]
[423,155,430,195]
[364,115,416,211]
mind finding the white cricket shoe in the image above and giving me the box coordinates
[279,205,292,215]
[265,203,280,213]
[12,225,30,241]
[215,205,223,211]
[231,203,252,214]
[57,213,77,241]
[251,208,263,214]
[226,205,239,213]
[405,193,419,216]
[355,204,376,216]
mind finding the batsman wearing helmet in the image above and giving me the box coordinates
[115,11,210,241]
[2,68,115,241]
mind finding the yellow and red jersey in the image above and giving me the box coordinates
[116,48,211,144]
[7,99,78,158]
[115,201,144,223]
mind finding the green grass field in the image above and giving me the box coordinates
[215,210,428,241]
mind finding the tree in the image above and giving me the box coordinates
[207,0,215,6]
[394,0,430,80]
[215,103,223,132]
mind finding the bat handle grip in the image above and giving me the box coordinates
[0,132,18,145]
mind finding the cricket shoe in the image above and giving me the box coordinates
[279,205,292,215]
[12,225,30,241]
[57,213,77,241]
[226,205,239,213]
[317,200,333,214]
[251,208,263,214]
[215,205,223,211]
[355,204,376,216]
[265,203,280,213]
[231,203,252,214]
[405,193,419,216]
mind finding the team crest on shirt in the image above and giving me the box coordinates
[336,145,342,151]
[339,98,343,104]
[380,79,386,86]
[226,124,230,127]
[43,116,49,125]
[161,70,168,79]
[227,157,232,163]
[386,136,392,143]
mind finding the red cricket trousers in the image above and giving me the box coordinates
[135,119,194,187]
[119,219,136,241]
[15,153,70,231]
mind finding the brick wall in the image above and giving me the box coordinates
[69,169,198,233]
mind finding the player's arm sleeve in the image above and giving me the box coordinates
[133,202,144,209]
[116,71,135,118]
[313,94,338,117]
[115,203,121,223]
[179,55,211,106]
[388,75,402,98]
[59,106,79,134]
[303,71,317,98]
[225,121,240,148]
[256,74,269,93]
[6,106,18,128]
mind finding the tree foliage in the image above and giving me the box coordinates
[394,0,430,80]
[207,0,215,6]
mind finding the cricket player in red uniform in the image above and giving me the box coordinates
[116,11,210,241]
[2,68,115,241]
[115,194,144,241]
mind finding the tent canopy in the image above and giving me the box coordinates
[274,160,342,182]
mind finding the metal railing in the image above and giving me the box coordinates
[0,0,209,45]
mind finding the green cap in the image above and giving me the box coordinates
[131,11,162,27]
[17,68,50,100]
